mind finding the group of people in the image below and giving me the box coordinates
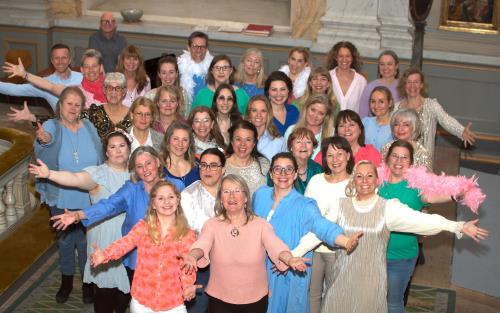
[0,11,489,313]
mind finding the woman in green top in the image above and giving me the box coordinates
[192,54,250,115]
[379,140,458,313]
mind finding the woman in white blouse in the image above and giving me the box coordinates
[325,41,367,113]
[294,160,488,313]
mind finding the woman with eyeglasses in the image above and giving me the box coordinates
[127,97,163,153]
[115,45,151,107]
[253,152,362,313]
[152,85,186,134]
[211,83,243,144]
[81,72,131,140]
[160,121,200,190]
[192,54,250,115]
[183,174,309,313]
[224,120,270,197]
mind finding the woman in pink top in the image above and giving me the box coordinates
[183,174,308,313]
[91,181,199,313]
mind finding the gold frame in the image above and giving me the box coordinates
[439,0,499,34]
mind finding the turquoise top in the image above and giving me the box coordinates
[192,86,250,115]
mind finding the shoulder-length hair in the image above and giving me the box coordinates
[188,106,226,150]
[377,50,400,78]
[129,96,157,123]
[246,95,281,139]
[294,94,335,144]
[227,120,266,175]
[161,121,196,167]
[398,68,427,98]
[206,54,235,86]
[295,67,338,112]
[320,136,354,174]
[335,109,365,147]
[154,85,185,118]
[115,45,149,93]
[56,86,85,119]
[264,71,293,98]
[385,139,415,165]
[211,83,242,126]
[235,48,266,88]
[390,108,421,141]
[325,41,363,73]
[128,146,164,183]
[156,54,181,89]
[214,174,255,224]
[145,181,190,244]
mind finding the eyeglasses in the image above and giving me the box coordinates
[100,19,116,25]
[105,85,124,93]
[159,99,177,106]
[199,162,222,171]
[133,112,152,118]
[193,118,211,125]
[405,80,421,85]
[222,189,243,196]
[217,95,234,103]
[213,65,232,72]
[272,166,296,175]
[390,153,410,163]
[191,45,207,50]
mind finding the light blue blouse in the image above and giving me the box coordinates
[362,116,393,151]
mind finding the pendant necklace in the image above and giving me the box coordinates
[68,128,79,164]
[230,226,239,237]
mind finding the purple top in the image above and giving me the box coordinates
[358,79,401,118]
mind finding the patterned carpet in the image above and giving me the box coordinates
[2,254,455,313]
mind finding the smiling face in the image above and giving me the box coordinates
[188,37,208,63]
[268,80,289,106]
[353,163,378,200]
[387,146,411,178]
[378,54,398,80]
[153,185,180,217]
[243,52,262,77]
[216,88,235,115]
[59,92,83,124]
[158,62,178,86]
[192,111,214,141]
[370,90,391,118]
[305,102,328,128]
[325,144,350,176]
[168,128,190,158]
[105,135,130,167]
[392,117,413,141]
[288,51,307,75]
[270,157,297,191]
[131,105,153,131]
[100,12,117,36]
[231,128,255,160]
[81,56,101,82]
[309,74,330,94]
[134,153,160,184]
[405,73,424,98]
[51,48,71,74]
[247,99,268,129]
[336,47,353,70]
[157,90,178,117]
[104,83,125,105]
[337,118,361,145]
[199,153,224,188]
[211,60,232,85]
[220,179,247,215]
[123,55,139,73]
[290,135,314,161]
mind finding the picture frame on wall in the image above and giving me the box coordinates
[440,0,499,34]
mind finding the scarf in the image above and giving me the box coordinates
[279,65,311,99]
[81,72,106,104]
[178,50,213,104]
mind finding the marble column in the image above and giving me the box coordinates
[291,0,326,40]
[315,0,381,52]
[378,0,413,51]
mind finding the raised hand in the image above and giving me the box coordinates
[90,244,107,267]
[462,122,477,148]
[28,159,50,179]
[183,284,202,301]
[462,219,489,243]
[346,231,363,254]
[8,101,35,122]
[35,122,50,144]
[51,208,79,230]
[287,257,311,272]
[2,57,26,78]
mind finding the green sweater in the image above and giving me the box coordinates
[379,180,424,261]
[192,86,250,115]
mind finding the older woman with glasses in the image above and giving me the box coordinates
[128,97,163,153]
[81,72,131,140]
[192,54,250,115]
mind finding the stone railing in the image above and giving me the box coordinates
[0,128,35,236]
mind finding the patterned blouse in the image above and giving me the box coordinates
[81,103,132,140]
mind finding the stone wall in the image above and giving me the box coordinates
[49,0,81,18]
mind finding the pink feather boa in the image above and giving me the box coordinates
[377,164,485,214]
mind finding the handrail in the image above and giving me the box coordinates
[0,128,33,177]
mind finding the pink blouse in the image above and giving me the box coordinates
[191,216,289,304]
[314,143,382,166]
[103,220,196,311]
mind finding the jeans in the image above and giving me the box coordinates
[387,257,417,313]
[186,266,209,313]
[51,206,87,276]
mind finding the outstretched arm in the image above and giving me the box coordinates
[3,58,65,96]
[29,159,98,191]
[8,101,36,122]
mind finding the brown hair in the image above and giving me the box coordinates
[335,110,365,147]
[188,106,226,150]
[294,94,335,144]
[398,68,427,98]
[287,127,319,151]
[206,55,235,86]
[161,121,196,167]
[246,95,281,139]
[325,41,363,72]
[115,45,149,93]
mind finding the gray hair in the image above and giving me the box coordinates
[104,72,126,89]
[81,49,103,66]
[390,108,421,141]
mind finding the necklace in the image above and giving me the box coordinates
[67,128,79,164]
[298,166,307,176]
[230,226,239,237]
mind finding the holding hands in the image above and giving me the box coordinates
[183,284,203,302]
[345,231,364,254]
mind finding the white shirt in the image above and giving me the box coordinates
[129,128,153,153]
[181,180,216,234]
[330,67,367,113]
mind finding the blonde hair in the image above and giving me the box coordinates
[129,96,157,124]
[214,174,255,224]
[294,94,335,144]
[235,48,266,88]
[128,146,164,183]
[345,160,378,197]
[154,85,186,117]
[246,95,281,139]
[295,67,338,113]
[145,181,190,244]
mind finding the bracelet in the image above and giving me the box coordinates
[23,72,28,80]
[73,211,81,224]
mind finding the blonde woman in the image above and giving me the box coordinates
[235,48,266,97]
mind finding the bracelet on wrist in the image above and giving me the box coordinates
[23,72,29,80]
